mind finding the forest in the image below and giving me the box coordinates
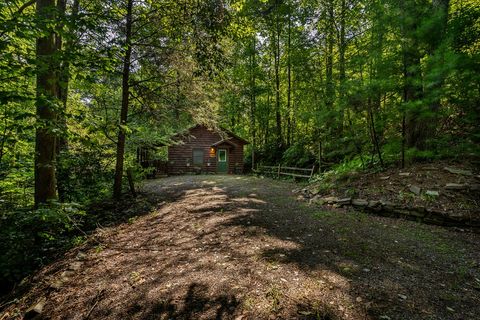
[1,0,479,303]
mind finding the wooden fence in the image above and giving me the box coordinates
[255,164,315,179]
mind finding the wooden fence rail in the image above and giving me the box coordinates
[255,164,315,179]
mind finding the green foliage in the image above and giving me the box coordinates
[219,0,479,171]
[281,141,314,167]
[0,202,85,288]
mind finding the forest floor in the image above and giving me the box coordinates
[2,175,480,320]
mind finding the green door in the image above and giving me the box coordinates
[217,149,228,173]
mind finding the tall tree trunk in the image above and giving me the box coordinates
[250,36,256,170]
[325,0,334,114]
[400,0,424,150]
[113,0,133,199]
[423,0,450,144]
[286,4,292,147]
[175,69,181,121]
[338,0,346,134]
[404,53,424,149]
[56,0,79,148]
[35,0,58,206]
[56,0,79,201]
[55,0,67,151]
[274,9,282,153]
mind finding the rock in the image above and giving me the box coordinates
[24,297,46,320]
[323,196,338,204]
[444,167,473,176]
[309,196,323,204]
[399,209,424,218]
[336,197,352,205]
[352,199,368,207]
[76,252,87,260]
[356,296,363,302]
[399,172,411,177]
[409,185,421,195]
[368,200,381,208]
[398,294,407,300]
[470,184,480,191]
[380,176,390,180]
[445,183,468,190]
[309,195,325,205]
[60,270,75,280]
[425,190,439,197]
[68,261,83,271]
[297,195,306,201]
[380,199,395,208]
[50,279,64,290]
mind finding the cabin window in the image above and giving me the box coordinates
[192,149,204,165]
[209,147,216,158]
[218,149,227,162]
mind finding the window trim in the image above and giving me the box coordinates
[218,149,227,162]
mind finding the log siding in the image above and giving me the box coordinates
[167,125,248,174]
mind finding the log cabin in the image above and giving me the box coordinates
[168,125,248,174]
[138,125,248,175]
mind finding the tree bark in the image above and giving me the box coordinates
[274,9,282,153]
[338,0,346,134]
[250,35,256,170]
[55,0,80,201]
[325,0,334,113]
[35,0,58,206]
[423,0,450,145]
[286,4,292,147]
[400,0,424,150]
[113,0,133,199]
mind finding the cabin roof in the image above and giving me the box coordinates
[211,139,237,147]
[170,124,249,145]
[143,124,249,147]
[217,126,249,145]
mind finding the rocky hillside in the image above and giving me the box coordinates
[295,161,480,229]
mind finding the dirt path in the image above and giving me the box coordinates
[5,175,480,319]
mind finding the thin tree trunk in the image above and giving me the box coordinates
[286,5,292,147]
[401,111,406,168]
[55,0,67,152]
[338,0,346,134]
[35,0,58,206]
[175,69,181,120]
[424,0,450,143]
[250,35,256,170]
[113,0,133,198]
[56,0,79,201]
[400,1,424,150]
[274,11,282,153]
[368,101,384,167]
[325,0,334,113]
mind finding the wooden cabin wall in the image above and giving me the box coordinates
[168,126,245,174]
